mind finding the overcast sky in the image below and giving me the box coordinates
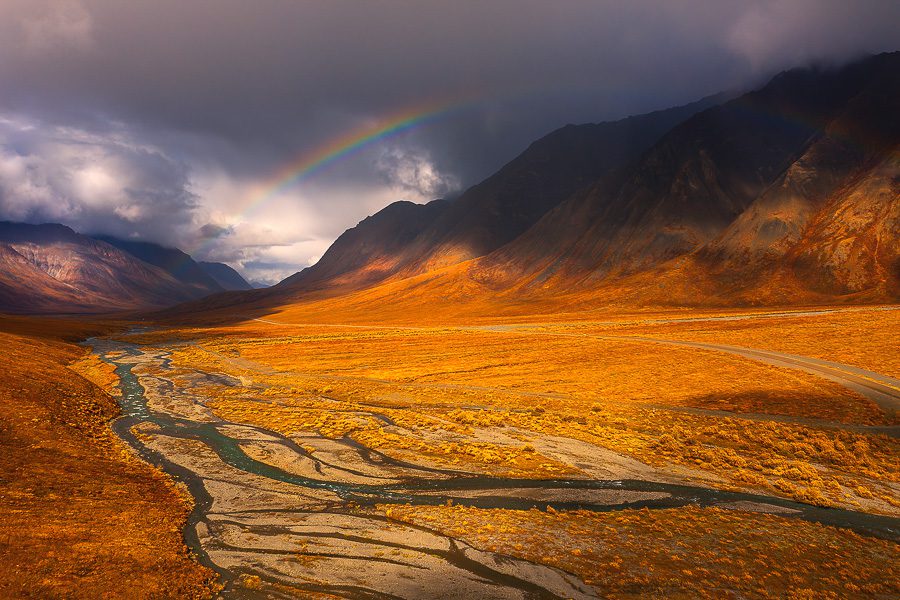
[0,1,897,284]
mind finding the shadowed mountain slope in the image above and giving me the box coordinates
[469,52,900,304]
[395,94,729,273]
[695,54,900,302]
[280,93,727,293]
[94,236,223,295]
[198,261,253,291]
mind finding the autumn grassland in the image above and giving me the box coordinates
[125,300,900,597]
[3,289,897,597]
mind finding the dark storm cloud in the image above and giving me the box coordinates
[198,223,230,240]
[0,0,897,282]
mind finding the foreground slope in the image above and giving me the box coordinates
[0,315,216,597]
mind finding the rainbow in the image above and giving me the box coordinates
[239,97,471,222]
[183,97,475,266]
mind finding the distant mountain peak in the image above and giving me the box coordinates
[0,223,231,313]
[198,261,253,291]
[93,235,224,293]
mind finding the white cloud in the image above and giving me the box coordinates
[183,153,452,283]
[0,115,434,284]
[0,111,436,284]
[0,149,76,221]
[377,145,460,198]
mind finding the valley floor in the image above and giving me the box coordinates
[2,306,897,598]
[77,304,900,598]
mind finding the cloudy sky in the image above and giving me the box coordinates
[0,1,897,284]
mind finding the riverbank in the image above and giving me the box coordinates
[0,315,218,598]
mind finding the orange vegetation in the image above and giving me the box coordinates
[0,316,217,598]
[582,307,900,379]
[101,302,898,595]
[381,503,900,599]
[70,352,121,396]
[149,310,898,512]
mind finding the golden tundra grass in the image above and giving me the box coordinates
[151,307,898,512]
[128,305,900,597]
[379,503,900,599]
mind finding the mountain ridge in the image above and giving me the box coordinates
[94,236,224,295]
[198,261,253,291]
[3,53,898,316]
[0,222,236,313]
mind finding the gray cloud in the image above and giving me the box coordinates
[0,113,198,245]
[198,223,230,240]
[0,0,897,283]
[376,144,461,199]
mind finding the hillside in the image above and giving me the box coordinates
[198,261,253,291]
[0,223,223,313]
[280,93,727,292]
[94,236,223,296]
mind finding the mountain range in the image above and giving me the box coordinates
[265,52,899,316]
[0,223,251,313]
[1,52,897,315]
[468,51,900,305]
[281,91,729,292]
